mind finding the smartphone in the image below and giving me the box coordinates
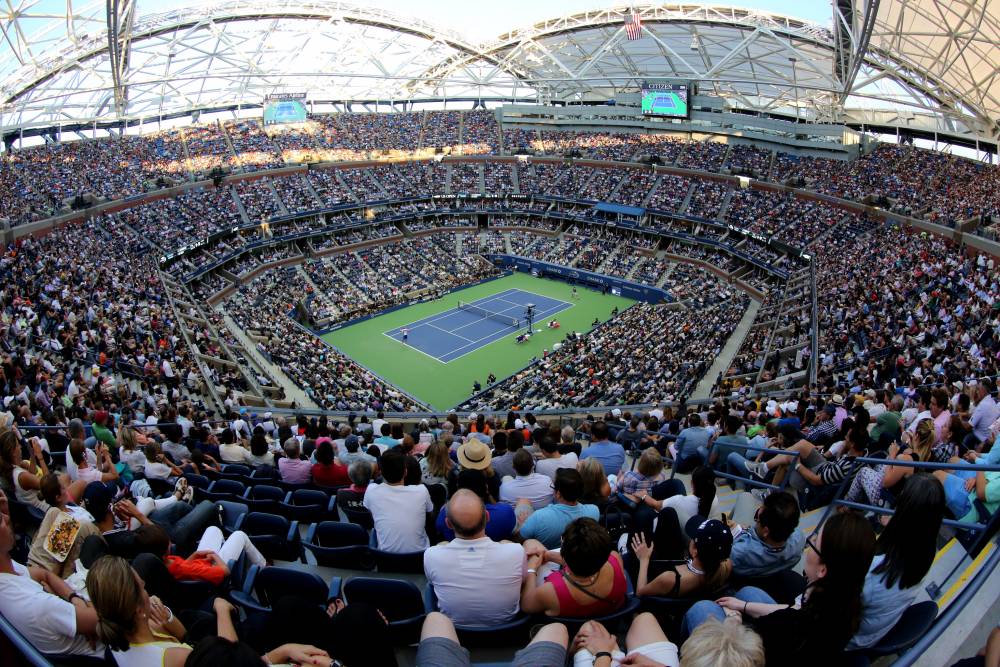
[721,512,728,525]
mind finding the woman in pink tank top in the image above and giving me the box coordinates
[520,518,629,617]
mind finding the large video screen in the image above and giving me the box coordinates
[641,83,689,118]
[263,98,307,126]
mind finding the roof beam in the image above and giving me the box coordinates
[106,0,137,116]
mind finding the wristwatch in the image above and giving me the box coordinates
[592,651,613,665]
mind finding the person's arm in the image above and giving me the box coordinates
[189,550,232,576]
[716,595,789,618]
[881,445,911,488]
[631,535,675,597]
[158,454,183,476]
[148,595,186,641]
[213,598,239,642]
[975,470,990,501]
[115,499,152,527]
[30,567,99,637]
[264,644,330,666]
[794,461,824,486]
[519,551,555,614]
[98,446,120,482]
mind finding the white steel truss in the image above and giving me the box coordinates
[0,0,996,142]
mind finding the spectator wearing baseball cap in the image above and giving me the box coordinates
[632,517,733,599]
[91,410,117,451]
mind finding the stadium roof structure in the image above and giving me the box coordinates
[0,0,996,144]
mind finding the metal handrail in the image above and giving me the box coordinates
[891,534,1000,666]
[669,443,801,492]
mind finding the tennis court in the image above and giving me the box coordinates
[322,273,635,409]
[384,288,571,363]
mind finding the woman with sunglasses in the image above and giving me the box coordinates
[683,512,876,666]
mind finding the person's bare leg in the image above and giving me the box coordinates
[766,440,815,470]
[420,611,459,643]
[530,622,568,648]
[624,612,668,652]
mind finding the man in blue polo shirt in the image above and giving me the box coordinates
[673,413,711,473]
[579,421,626,477]
[518,469,599,548]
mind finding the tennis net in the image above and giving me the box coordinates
[457,300,519,327]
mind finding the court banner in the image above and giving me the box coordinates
[486,255,671,304]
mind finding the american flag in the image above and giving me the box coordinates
[624,11,642,40]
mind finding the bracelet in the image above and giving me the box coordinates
[743,600,749,614]
[526,568,537,575]
[592,651,613,665]
[65,592,83,604]
[165,606,174,624]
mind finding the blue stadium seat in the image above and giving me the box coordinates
[372,548,424,574]
[218,464,252,484]
[248,468,279,486]
[216,500,248,537]
[231,565,340,616]
[183,473,211,502]
[303,521,372,570]
[339,504,374,530]
[343,577,425,645]
[234,511,301,562]
[241,484,285,514]
[854,601,938,658]
[277,479,312,494]
[278,489,334,524]
[202,479,247,504]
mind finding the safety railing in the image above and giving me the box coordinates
[668,442,801,493]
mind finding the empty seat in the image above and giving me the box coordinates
[235,511,301,563]
[279,489,333,524]
[231,565,340,615]
[242,484,285,514]
[343,577,425,644]
[372,548,424,574]
[303,521,372,570]
[202,479,247,504]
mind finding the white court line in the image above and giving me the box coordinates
[380,330,447,365]
[380,288,572,364]
[439,300,572,363]
[445,290,573,342]
[427,321,474,342]
[387,287,522,332]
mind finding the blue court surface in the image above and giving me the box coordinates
[384,288,572,363]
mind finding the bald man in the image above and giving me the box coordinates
[423,490,527,626]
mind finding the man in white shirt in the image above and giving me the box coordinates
[363,449,433,553]
[0,496,104,657]
[424,490,525,626]
[499,450,553,510]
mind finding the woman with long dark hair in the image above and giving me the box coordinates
[847,474,946,649]
[684,512,877,666]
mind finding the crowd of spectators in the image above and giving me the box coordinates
[225,267,421,411]
[467,284,749,411]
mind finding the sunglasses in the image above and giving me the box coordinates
[805,533,823,560]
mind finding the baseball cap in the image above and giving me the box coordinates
[344,434,360,451]
[82,482,114,522]
[611,408,622,418]
[686,518,733,563]
[822,404,837,416]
